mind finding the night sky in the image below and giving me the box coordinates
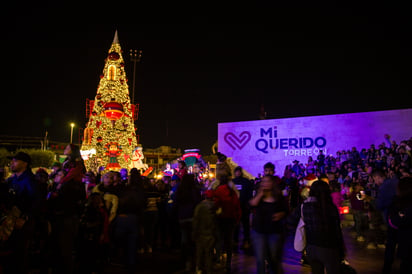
[5,3,411,154]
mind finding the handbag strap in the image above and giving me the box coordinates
[300,203,304,224]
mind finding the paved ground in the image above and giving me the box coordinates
[104,211,401,274]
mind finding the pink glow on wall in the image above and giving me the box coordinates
[218,109,412,177]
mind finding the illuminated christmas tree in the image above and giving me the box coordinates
[81,31,147,172]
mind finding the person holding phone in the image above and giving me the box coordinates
[349,182,369,242]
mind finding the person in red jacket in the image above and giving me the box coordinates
[61,143,86,185]
[213,174,241,273]
[176,160,188,180]
[50,143,86,274]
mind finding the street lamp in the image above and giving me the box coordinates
[70,123,75,143]
[129,49,143,105]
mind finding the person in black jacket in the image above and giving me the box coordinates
[232,166,254,249]
[302,180,345,274]
[387,176,412,274]
[112,170,145,274]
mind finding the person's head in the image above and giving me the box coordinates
[193,164,201,174]
[35,168,49,184]
[326,172,336,182]
[128,168,142,187]
[309,180,333,206]
[216,152,227,163]
[155,179,167,191]
[351,182,362,192]
[371,169,386,186]
[54,169,67,183]
[303,174,318,187]
[163,175,171,184]
[176,174,196,201]
[87,192,104,209]
[51,162,62,172]
[120,168,128,180]
[8,152,32,175]
[178,160,186,169]
[319,173,329,184]
[263,162,275,175]
[216,161,232,180]
[64,143,82,159]
[102,172,114,187]
[260,175,282,199]
[218,174,231,186]
[329,180,341,193]
[112,171,122,185]
[234,166,243,178]
[83,171,96,184]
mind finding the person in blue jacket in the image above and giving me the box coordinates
[372,168,399,274]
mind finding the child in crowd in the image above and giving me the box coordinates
[192,190,218,274]
[349,182,369,242]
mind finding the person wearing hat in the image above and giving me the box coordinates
[6,152,38,273]
[292,160,303,177]
[7,152,37,218]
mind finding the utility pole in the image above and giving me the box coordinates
[129,49,143,105]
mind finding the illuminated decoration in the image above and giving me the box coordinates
[182,151,201,160]
[129,146,148,170]
[218,108,412,177]
[103,102,124,121]
[108,65,117,80]
[80,148,97,160]
[142,166,154,176]
[105,142,122,170]
[81,30,146,172]
[83,128,93,145]
[339,206,350,215]
[108,51,120,60]
[182,149,201,167]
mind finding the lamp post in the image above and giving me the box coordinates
[70,123,75,143]
[129,49,143,105]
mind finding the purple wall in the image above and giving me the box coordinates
[218,108,412,177]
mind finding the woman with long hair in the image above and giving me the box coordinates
[61,143,86,184]
[303,180,345,274]
[249,175,287,274]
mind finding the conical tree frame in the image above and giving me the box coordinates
[81,33,141,173]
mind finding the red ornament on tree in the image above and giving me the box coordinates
[108,52,120,60]
[103,102,124,121]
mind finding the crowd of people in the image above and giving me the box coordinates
[0,135,411,274]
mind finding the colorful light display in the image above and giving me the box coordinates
[80,31,144,172]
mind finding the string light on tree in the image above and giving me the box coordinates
[80,31,148,173]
